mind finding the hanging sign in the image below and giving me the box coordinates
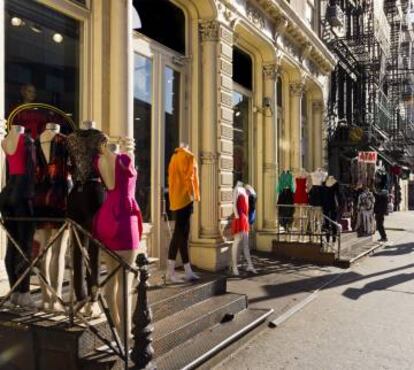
[358,151,377,163]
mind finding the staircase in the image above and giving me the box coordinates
[0,273,272,370]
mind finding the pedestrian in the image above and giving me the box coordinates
[374,185,389,243]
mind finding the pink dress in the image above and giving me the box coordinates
[93,154,143,251]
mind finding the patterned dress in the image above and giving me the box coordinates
[34,133,70,228]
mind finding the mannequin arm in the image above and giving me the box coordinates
[233,188,240,219]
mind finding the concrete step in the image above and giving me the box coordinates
[80,308,273,370]
[153,293,247,357]
[156,307,273,370]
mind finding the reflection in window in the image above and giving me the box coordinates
[233,91,250,184]
[5,0,79,136]
[134,54,152,222]
[164,67,180,218]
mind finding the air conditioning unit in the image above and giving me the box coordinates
[326,5,344,28]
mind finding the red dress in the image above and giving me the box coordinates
[232,190,250,235]
[294,177,308,204]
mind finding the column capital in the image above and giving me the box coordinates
[263,63,279,80]
[289,82,305,97]
[200,151,218,164]
[199,21,220,42]
[312,100,324,112]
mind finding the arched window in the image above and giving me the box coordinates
[133,0,185,54]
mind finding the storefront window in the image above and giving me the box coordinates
[233,91,250,184]
[134,54,153,222]
[5,0,80,137]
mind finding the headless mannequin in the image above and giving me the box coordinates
[2,125,36,308]
[2,124,24,154]
[231,181,257,276]
[36,123,69,311]
[166,142,200,283]
[97,143,138,344]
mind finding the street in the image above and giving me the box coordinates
[215,212,414,370]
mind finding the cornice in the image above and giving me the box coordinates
[254,0,337,74]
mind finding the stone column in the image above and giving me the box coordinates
[312,100,324,169]
[108,0,134,152]
[289,82,305,171]
[199,21,220,240]
[191,21,234,271]
[262,64,278,230]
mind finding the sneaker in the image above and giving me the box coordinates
[246,266,258,274]
[185,271,200,282]
[166,273,184,284]
[378,238,388,243]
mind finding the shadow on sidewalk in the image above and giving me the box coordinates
[373,242,414,257]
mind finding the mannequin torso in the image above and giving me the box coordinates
[39,123,60,163]
[97,148,118,191]
[2,125,24,155]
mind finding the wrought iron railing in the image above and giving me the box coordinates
[0,216,154,370]
[275,205,343,260]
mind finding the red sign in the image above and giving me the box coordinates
[358,151,377,163]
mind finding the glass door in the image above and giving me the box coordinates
[133,35,185,267]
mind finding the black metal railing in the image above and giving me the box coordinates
[0,216,154,370]
[275,205,343,260]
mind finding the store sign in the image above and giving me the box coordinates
[358,151,377,163]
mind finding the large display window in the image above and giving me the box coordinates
[5,0,80,137]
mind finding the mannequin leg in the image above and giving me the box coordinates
[36,229,53,308]
[102,253,120,334]
[50,230,67,309]
[116,249,139,346]
[242,233,257,274]
[231,233,242,276]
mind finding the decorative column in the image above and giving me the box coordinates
[108,0,134,153]
[262,64,278,230]
[199,21,220,240]
[191,21,234,271]
[289,81,305,171]
[312,100,324,169]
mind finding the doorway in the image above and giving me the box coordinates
[133,35,186,267]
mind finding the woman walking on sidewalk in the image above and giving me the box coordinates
[374,186,389,243]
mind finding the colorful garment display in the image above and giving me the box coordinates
[356,189,375,236]
[294,177,308,204]
[168,147,200,211]
[93,154,143,251]
[34,133,70,227]
[276,171,294,194]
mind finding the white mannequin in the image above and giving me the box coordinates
[97,142,138,344]
[231,181,257,276]
[1,124,25,155]
[36,123,69,311]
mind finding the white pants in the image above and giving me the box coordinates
[232,232,254,269]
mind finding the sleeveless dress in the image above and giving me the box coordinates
[232,188,250,235]
[294,177,308,204]
[93,154,143,251]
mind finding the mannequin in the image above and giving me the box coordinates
[293,169,309,241]
[230,181,257,276]
[67,123,107,316]
[356,186,375,236]
[93,140,143,345]
[0,125,36,308]
[34,123,70,311]
[167,144,200,283]
[276,171,295,231]
[308,168,328,238]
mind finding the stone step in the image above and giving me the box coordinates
[153,293,247,357]
[79,308,273,370]
[156,307,273,370]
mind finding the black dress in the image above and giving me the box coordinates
[277,188,294,229]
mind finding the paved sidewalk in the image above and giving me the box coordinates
[214,211,413,370]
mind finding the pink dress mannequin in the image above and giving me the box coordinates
[93,149,143,345]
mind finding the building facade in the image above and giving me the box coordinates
[0,0,335,271]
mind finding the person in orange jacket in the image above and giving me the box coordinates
[167,143,200,282]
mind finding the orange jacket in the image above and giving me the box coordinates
[168,147,200,211]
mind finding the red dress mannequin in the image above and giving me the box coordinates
[294,176,308,204]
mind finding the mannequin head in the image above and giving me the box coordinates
[20,84,37,103]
